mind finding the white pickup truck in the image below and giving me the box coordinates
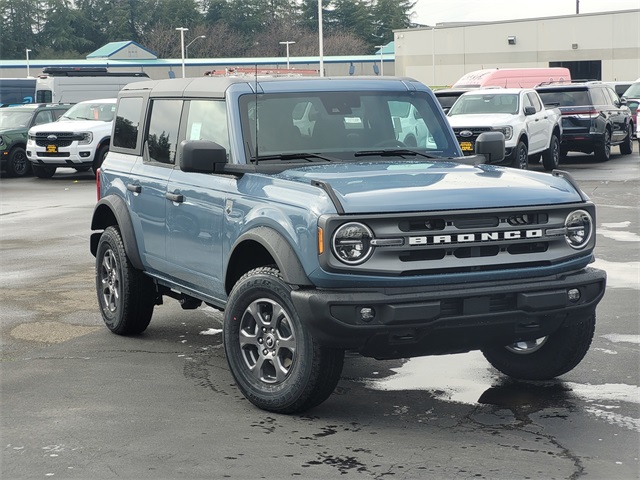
[447,88,562,170]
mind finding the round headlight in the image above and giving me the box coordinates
[331,222,374,265]
[564,210,593,249]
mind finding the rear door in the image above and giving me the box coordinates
[127,98,182,274]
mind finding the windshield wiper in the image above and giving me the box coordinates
[251,152,339,162]
[354,149,445,160]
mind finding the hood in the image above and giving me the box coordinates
[0,126,25,135]
[29,119,112,134]
[447,114,516,128]
[274,161,583,214]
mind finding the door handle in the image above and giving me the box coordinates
[127,184,141,194]
[166,192,184,203]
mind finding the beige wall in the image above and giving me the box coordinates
[395,10,640,87]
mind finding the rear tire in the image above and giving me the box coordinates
[224,266,344,413]
[6,147,31,177]
[96,226,155,335]
[32,164,56,178]
[594,128,611,161]
[620,124,633,155]
[481,315,596,380]
[542,134,560,171]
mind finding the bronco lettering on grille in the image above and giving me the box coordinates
[409,229,543,245]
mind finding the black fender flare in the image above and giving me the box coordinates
[227,226,312,288]
[90,195,144,270]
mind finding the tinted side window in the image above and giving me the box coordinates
[527,93,543,111]
[147,99,183,165]
[604,87,619,105]
[34,110,54,125]
[589,87,608,106]
[36,90,52,103]
[186,100,230,158]
[114,97,144,150]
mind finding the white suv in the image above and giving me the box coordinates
[27,98,116,178]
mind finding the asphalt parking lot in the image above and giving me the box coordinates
[1,151,639,479]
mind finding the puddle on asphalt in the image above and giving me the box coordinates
[364,352,640,430]
[598,221,640,243]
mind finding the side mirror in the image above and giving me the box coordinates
[524,106,536,116]
[475,131,505,164]
[178,140,227,173]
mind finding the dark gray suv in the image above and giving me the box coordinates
[536,82,634,161]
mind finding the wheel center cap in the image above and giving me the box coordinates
[264,334,276,348]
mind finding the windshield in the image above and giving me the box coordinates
[448,93,519,115]
[0,109,33,128]
[60,101,115,122]
[239,90,458,160]
[623,82,640,98]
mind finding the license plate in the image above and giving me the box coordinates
[46,144,58,153]
[459,141,474,152]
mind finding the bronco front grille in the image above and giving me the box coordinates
[319,204,594,277]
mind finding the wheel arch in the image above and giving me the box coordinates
[90,195,144,270]
[225,226,312,295]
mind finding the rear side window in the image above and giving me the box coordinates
[146,99,183,165]
[114,97,144,150]
[589,87,608,106]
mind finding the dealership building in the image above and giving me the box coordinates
[393,9,640,87]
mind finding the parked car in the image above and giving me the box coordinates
[26,98,116,178]
[536,82,634,161]
[621,81,640,139]
[433,88,475,114]
[0,103,70,177]
[447,88,563,170]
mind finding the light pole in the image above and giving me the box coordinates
[25,49,32,77]
[318,0,324,77]
[279,41,295,69]
[375,45,385,76]
[186,35,206,59]
[176,27,189,78]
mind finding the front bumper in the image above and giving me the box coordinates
[291,267,606,359]
[26,139,96,168]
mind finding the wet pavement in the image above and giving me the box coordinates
[1,152,639,479]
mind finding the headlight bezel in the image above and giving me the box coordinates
[79,132,93,144]
[331,222,375,265]
[564,209,593,249]
[494,126,513,141]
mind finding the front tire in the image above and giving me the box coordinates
[6,147,31,177]
[620,124,633,155]
[32,164,56,179]
[96,226,155,335]
[481,315,596,380]
[93,145,109,174]
[542,134,560,171]
[511,141,528,169]
[223,267,345,413]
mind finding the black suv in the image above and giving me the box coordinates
[535,82,634,161]
[0,103,71,177]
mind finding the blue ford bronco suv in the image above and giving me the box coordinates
[90,76,606,413]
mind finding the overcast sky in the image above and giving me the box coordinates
[411,0,640,25]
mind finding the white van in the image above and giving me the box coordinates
[453,68,571,89]
[35,67,149,104]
